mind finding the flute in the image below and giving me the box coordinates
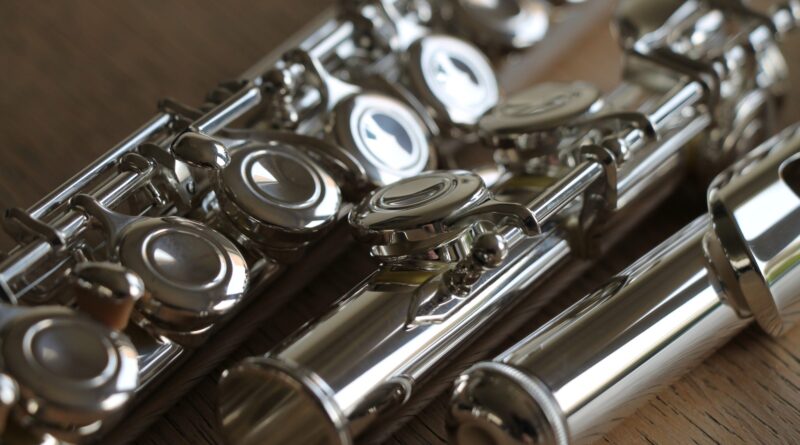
[218,1,798,444]
[0,1,603,443]
[448,121,800,445]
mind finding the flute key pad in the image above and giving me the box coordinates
[216,142,342,248]
[480,81,601,136]
[349,170,490,257]
[117,217,248,331]
[332,93,433,188]
[0,307,137,437]
[408,34,499,128]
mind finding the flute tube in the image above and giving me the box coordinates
[217,104,710,445]
[447,122,800,445]
[448,215,749,445]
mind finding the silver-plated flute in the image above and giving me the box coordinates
[218,1,799,444]
[0,1,605,443]
[447,121,800,445]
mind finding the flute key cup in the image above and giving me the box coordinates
[0,305,138,443]
[439,0,551,53]
[71,194,249,336]
[349,170,539,261]
[344,0,501,132]
[172,131,345,261]
[330,92,437,187]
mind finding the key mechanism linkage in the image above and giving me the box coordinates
[1,0,606,442]
[448,121,800,445]
[219,2,799,445]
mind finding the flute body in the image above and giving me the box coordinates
[448,121,800,445]
[0,1,611,443]
[218,2,799,444]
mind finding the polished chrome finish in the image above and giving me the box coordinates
[0,373,18,435]
[220,230,571,445]
[0,305,138,442]
[72,194,249,334]
[27,113,172,220]
[442,0,551,52]
[170,132,231,170]
[528,160,605,225]
[708,123,800,335]
[479,81,601,136]
[449,215,746,445]
[349,170,539,259]
[770,0,800,35]
[214,141,342,254]
[406,34,500,129]
[615,0,791,169]
[478,81,614,166]
[447,122,800,445]
[72,262,145,331]
[117,218,248,332]
[344,0,500,131]
[218,3,794,443]
[331,92,435,187]
[220,356,353,445]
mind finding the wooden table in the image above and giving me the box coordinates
[1,2,799,444]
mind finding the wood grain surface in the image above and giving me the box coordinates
[1,2,799,444]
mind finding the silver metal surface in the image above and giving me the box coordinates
[0,0,601,441]
[217,2,794,443]
[479,81,601,135]
[171,132,231,170]
[0,305,138,443]
[0,373,18,435]
[708,124,800,335]
[216,141,342,250]
[444,0,551,52]
[72,262,145,331]
[332,93,434,187]
[447,123,800,445]
[71,193,250,334]
[407,34,500,128]
[116,217,249,332]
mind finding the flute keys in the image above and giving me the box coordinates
[333,93,434,187]
[217,142,342,249]
[171,131,231,170]
[72,193,250,332]
[479,81,602,162]
[480,81,600,137]
[350,170,488,249]
[446,0,550,52]
[117,217,248,331]
[407,35,499,129]
[615,0,686,49]
[73,262,144,331]
[0,306,138,440]
[349,170,537,258]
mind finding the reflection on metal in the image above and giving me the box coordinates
[219,2,797,444]
[0,0,608,442]
[449,124,800,445]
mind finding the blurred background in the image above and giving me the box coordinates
[1,1,799,444]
